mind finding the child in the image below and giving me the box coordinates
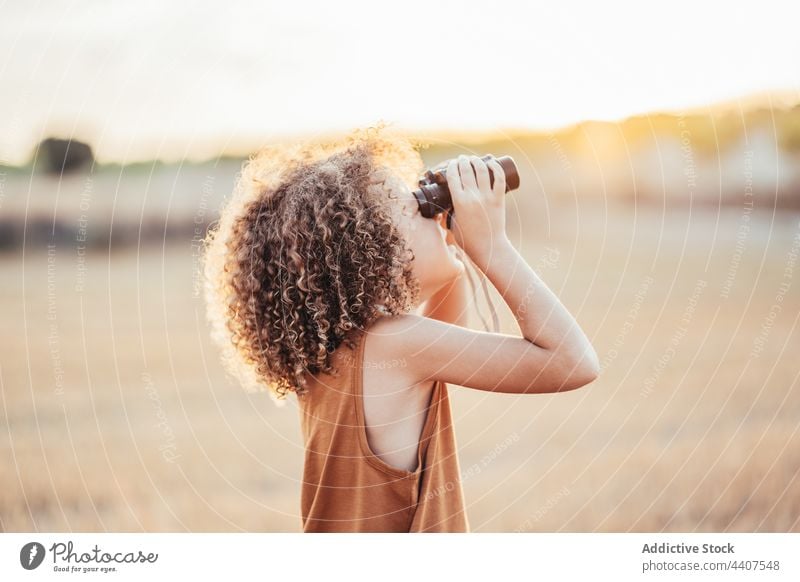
[201,124,599,533]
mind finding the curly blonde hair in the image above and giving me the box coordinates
[201,123,429,405]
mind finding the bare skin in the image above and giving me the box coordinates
[361,155,600,473]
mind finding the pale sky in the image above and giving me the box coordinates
[1,0,799,164]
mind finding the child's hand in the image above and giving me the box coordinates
[445,154,508,265]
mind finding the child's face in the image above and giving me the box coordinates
[383,172,465,301]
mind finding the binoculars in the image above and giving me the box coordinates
[412,154,520,229]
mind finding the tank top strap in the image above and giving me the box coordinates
[296,325,469,532]
[352,328,441,479]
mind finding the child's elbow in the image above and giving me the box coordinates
[557,346,601,392]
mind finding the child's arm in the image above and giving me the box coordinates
[375,240,598,394]
[372,155,599,394]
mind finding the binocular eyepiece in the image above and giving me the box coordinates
[412,154,521,227]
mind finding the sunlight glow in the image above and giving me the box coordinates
[0,0,798,163]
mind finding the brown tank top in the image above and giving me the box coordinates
[295,327,470,532]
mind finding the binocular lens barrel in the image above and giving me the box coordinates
[412,154,520,219]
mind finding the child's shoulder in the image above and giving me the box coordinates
[361,313,436,376]
[363,312,426,353]
[367,312,425,334]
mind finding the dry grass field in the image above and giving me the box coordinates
[2,193,798,532]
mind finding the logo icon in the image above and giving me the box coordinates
[20,542,46,570]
